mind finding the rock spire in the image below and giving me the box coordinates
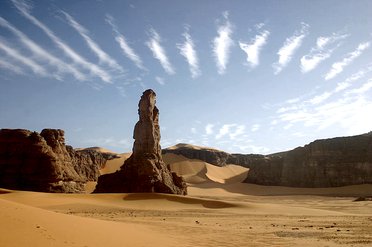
[94,89,187,194]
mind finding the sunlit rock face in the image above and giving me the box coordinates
[94,89,187,195]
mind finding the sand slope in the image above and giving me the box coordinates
[0,193,177,247]
[3,149,372,246]
[2,188,372,247]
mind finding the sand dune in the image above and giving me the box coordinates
[99,152,131,175]
[0,195,177,247]
[3,151,372,246]
[164,153,249,184]
[2,188,372,247]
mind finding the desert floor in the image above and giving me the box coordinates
[1,152,372,247]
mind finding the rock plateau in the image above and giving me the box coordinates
[163,133,372,187]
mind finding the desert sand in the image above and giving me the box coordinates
[1,150,372,247]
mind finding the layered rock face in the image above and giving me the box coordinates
[0,128,107,192]
[164,133,372,187]
[94,89,187,194]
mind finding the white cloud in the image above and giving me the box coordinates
[205,124,214,135]
[301,33,348,73]
[212,11,234,74]
[0,57,24,74]
[0,39,47,76]
[237,144,270,154]
[215,124,245,140]
[273,69,372,135]
[324,42,370,80]
[347,78,372,95]
[105,15,145,70]
[155,76,165,85]
[191,127,197,134]
[177,28,201,78]
[62,11,123,72]
[215,124,232,139]
[251,124,260,132]
[229,125,245,140]
[0,16,86,81]
[239,29,269,68]
[307,91,332,105]
[146,28,175,75]
[273,22,309,74]
[12,0,111,83]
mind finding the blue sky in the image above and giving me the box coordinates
[0,0,372,154]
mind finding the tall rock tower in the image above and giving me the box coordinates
[94,89,187,194]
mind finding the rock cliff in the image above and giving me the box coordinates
[0,128,107,192]
[164,133,372,187]
[94,89,187,194]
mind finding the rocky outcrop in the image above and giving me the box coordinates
[0,128,107,193]
[162,144,230,167]
[94,89,187,194]
[164,133,372,187]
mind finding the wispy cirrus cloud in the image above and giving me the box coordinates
[155,76,165,85]
[61,11,123,72]
[12,0,112,83]
[273,65,372,135]
[212,11,234,74]
[273,22,309,74]
[146,28,175,75]
[0,39,47,76]
[239,25,270,68]
[0,16,86,81]
[300,33,348,73]
[324,42,370,80]
[105,15,145,70]
[0,57,24,74]
[177,27,201,78]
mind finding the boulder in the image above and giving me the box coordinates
[94,89,187,194]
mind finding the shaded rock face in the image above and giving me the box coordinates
[164,133,372,187]
[0,129,107,193]
[94,89,187,194]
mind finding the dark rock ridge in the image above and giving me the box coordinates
[0,128,108,193]
[163,132,372,187]
[94,89,187,194]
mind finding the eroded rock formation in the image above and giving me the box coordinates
[94,89,187,194]
[0,128,107,192]
[163,133,372,187]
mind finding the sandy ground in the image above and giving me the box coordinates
[1,151,372,247]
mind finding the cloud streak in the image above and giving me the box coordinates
[212,11,234,74]
[324,42,370,80]
[273,65,372,135]
[0,57,24,74]
[301,33,348,73]
[12,0,112,83]
[62,11,123,72]
[0,39,47,76]
[273,22,308,74]
[105,15,145,70]
[146,28,175,75]
[0,16,86,81]
[239,27,269,68]
[177,27,201,78]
